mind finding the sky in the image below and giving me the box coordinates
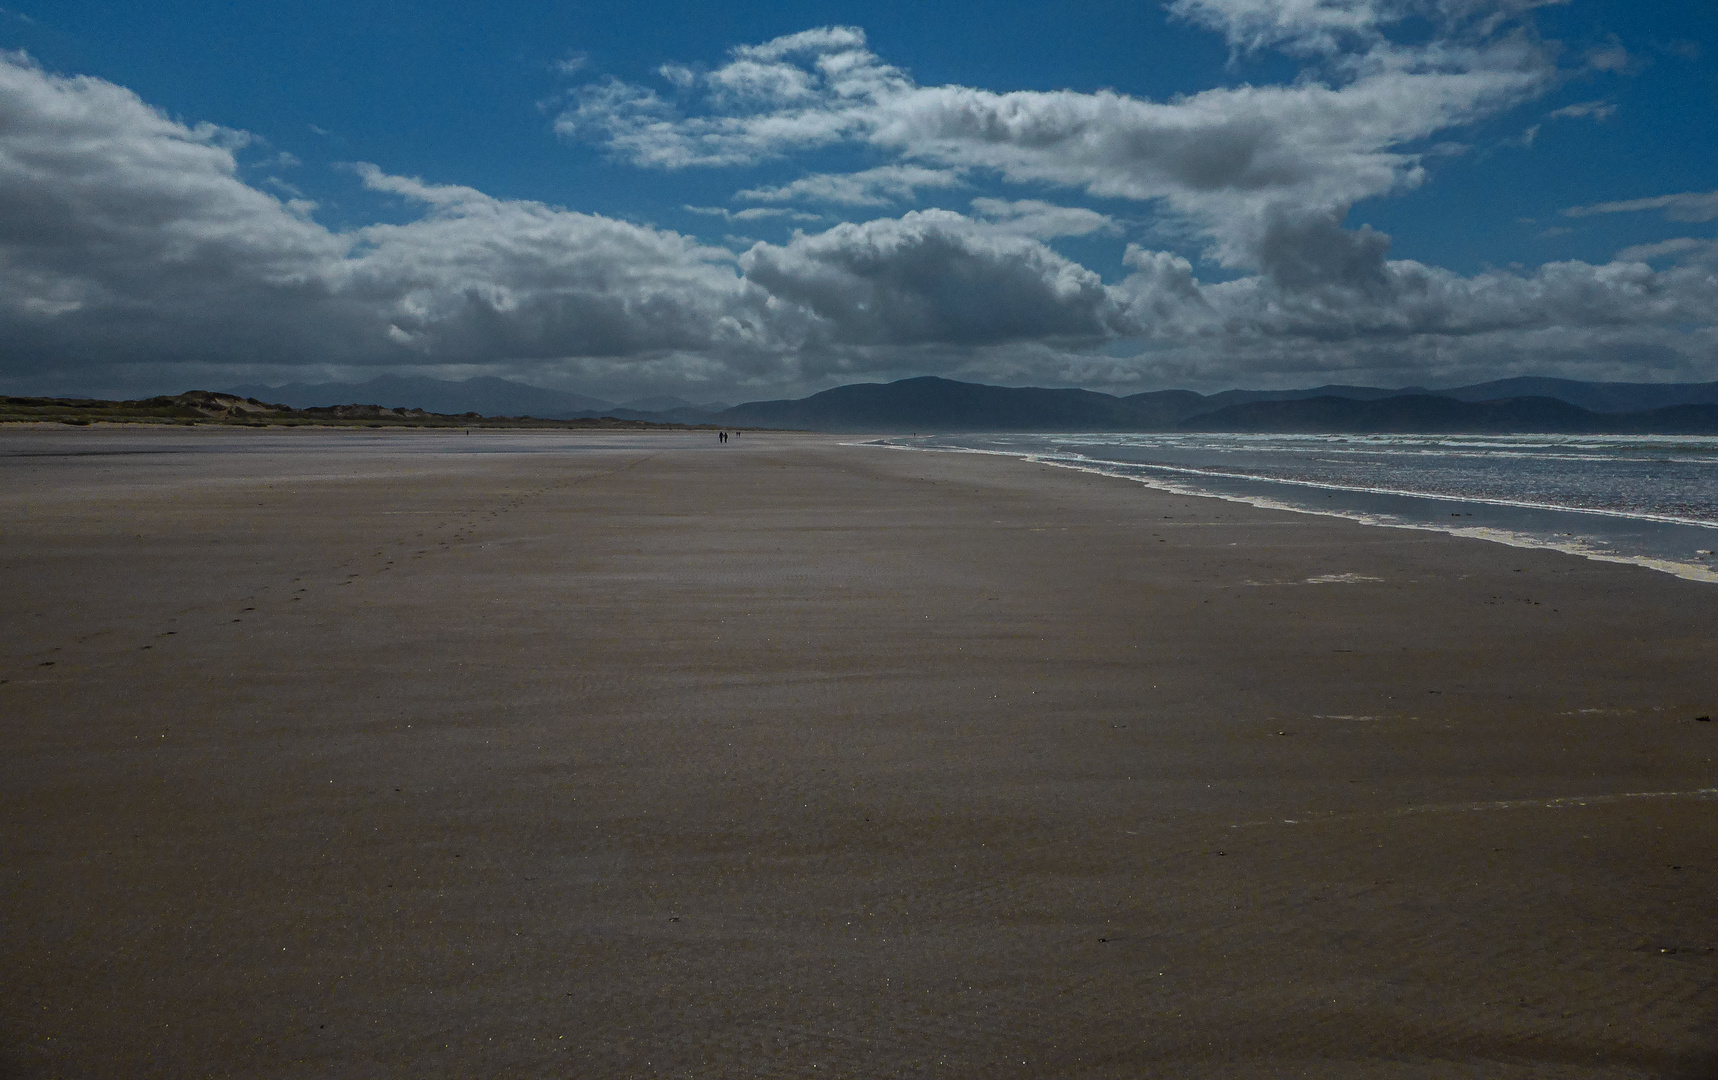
[2,0,1716,402]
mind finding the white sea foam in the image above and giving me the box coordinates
[857,434,1718,585]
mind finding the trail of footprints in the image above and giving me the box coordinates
[3,463,633,686]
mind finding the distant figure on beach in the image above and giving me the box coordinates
[718,430,727,443]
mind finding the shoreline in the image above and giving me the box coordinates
[4,427,1716,1077]
[869,438,1718,585]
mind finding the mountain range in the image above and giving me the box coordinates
[224,374,1718,433]
[717,376,1718,433]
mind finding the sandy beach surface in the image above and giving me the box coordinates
[2,425,1715,1079]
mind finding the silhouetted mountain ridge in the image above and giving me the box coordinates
[1435,377,1718,412]
[718,377,1148,431]
[220,373,1718,432]
[715,377,1718,433]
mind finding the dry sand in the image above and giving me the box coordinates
[2,425,1715,1079]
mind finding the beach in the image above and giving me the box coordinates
[3,425,1715,1078]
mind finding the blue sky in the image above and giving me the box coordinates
[2,0,1716,400]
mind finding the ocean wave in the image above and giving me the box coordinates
[861,436,1718,585]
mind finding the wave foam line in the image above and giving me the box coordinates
[1040,448,1718,531]
[854,440,1718,585]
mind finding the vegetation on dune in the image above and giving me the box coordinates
[0,391,723,430]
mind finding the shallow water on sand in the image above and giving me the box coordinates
[883,432,1718,583]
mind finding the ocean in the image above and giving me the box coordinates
[879,432,1718,584]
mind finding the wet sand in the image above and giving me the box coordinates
[2,425,1715,1078]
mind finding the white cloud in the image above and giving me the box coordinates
[0,53,771,378]
[734,26,870,62]
[263,176,306,198]
[1615,237,1713,262]
[1209,249,1718,343]
[1563,189,1718,223]
[1166,0,1392,56]
[736,164,965,206]
[0,52,1150,392]
[682,204,823,222]
[252,149,302,168]
[562,20,1555,273]
[738,210,1140,348]
[968,198,1119,239]
[1586,43,1631,72]
[1547,99,1616,121]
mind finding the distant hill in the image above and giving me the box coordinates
[717,377,1162,431]
[1189,377,1718,413]
[1434,377,1718,413]
[716,376,1718,434]
[596,403,728,424]
[1613,403,1718,434]
[1196,384,1435,409]
[214,372,1718,433]
[223,375,613,418]
[1118,389,1212,426]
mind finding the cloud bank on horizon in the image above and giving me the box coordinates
[2,0,1716,400]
